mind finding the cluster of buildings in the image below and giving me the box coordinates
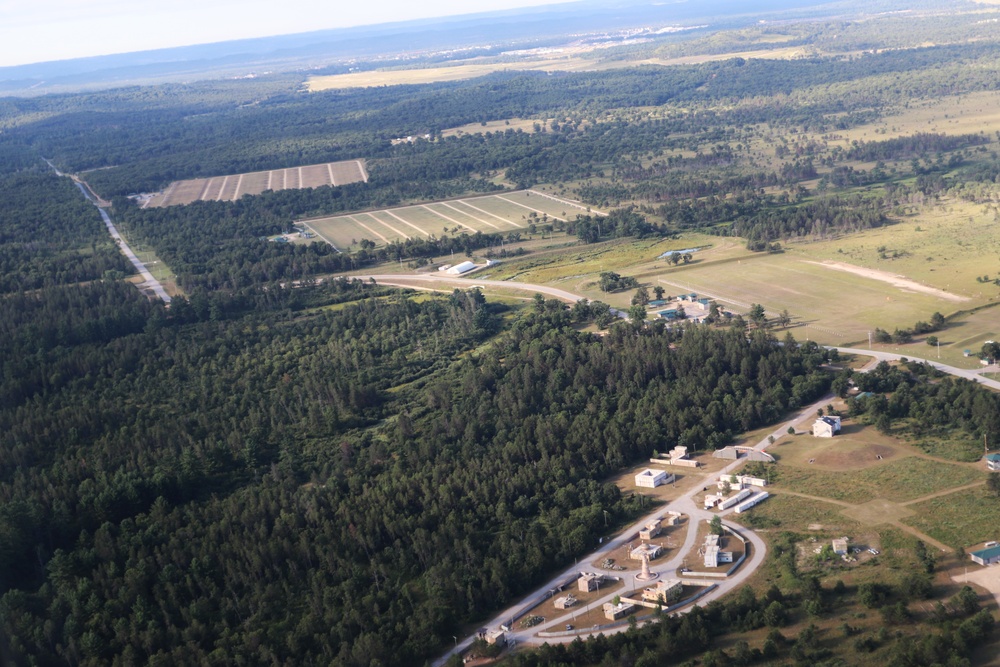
[651,445,701,469]
[703,533,734,568]
[705,487,752,510]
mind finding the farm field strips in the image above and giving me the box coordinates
[299,190,596,251]
[146,159,368,207]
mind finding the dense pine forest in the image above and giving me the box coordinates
[3,4,1000,665]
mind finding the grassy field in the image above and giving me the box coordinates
[766,421,986,507]
[903,487,1000,549]
[441,118,541,138]
[734,493,862,532]
[306,55,603,91]
[299,190,594,252]
[772,452,983,505]
[643,249,961,345]
[146,159,367,207]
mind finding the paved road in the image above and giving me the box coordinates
[432,391,835,665]
[46,158,172,304]
[355,273,628,319]
[76,184,173,303]
[831,347,1000,391]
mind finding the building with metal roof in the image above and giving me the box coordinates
[970,543,1000,566]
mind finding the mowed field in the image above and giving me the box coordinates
[650,250,978,347]
[146,159,368,207]
[298,190,596,251]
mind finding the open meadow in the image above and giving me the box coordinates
[903,487,1000,549]
[146,159,368,207]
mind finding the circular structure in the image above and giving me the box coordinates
[635,552,658,582]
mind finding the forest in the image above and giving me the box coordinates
[0,280,836,665]
[3,6,1000,666]
[0,171,133,293]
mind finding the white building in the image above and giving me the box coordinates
[812,416,842,438]
[446,260,477,275]
[635,468,671,488]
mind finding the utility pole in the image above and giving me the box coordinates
[868,331,872,350]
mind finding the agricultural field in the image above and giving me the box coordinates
[145,159,368,207]
[298,190,594,251]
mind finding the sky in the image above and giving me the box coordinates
[0,0,567,68]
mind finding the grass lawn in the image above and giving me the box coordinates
[733,493,862,532]
[772,456,983,505]
[903,487,1000,549]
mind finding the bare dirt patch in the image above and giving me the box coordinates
[841,498,915,525]
[148,159,367,207]
[803,260,970,303]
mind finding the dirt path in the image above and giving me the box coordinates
[771,489,854,507]
[769,490,956,552]
[902,480,986,506]
[889,521,953,553]
[804,260,970,303]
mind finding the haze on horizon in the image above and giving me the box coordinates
[0,0,573,68]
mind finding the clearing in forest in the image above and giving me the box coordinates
[298,190,597,251]
[146,159,368,207]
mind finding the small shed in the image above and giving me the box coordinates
[832,538,849,556]
[987,453,1000,471]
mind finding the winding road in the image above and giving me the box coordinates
[374,273,1000,665]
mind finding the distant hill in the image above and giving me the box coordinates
[0,0,862,95]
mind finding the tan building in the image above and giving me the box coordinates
[630,543,663,561]
[578,572,603,592]
[554,595,577,610]
[639,519,662,541]
[641,579,683,604]
[603,600,635,621]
